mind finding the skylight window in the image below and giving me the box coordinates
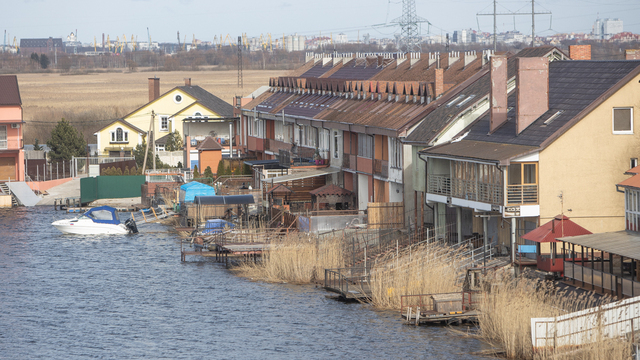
[446,95,465,107]
[543,110,564,126]
[456,94,476,108]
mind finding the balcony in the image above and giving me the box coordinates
[266,138,292,153]
[279,147,328,168]
[507,184,538,205]
[427,175,503,206]
[0,138,23,150]
[373,159,389,178]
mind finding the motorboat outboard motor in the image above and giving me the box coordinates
[125,218,139,234]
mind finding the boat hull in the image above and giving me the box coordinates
[52,219,129,235]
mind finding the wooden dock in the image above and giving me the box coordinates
[400,291,482,325]
[402,309,479,325]
[180,240,267,263]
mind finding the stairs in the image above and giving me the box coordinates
[0,183,18,207]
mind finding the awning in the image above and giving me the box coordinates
[194,194,255,205]
[558,231,640,261]
[262,167,340,184]
[522,215,592,243]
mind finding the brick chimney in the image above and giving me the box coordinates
[434,68,444,98]
[490,54,508,133]
[148,77,160,102]
[184,78,191,86]
[569,45,591,60]
[626,49,640,60]
[516,57,549,134]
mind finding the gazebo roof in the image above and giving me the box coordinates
[522,214,592,243]
[309,184,353,197]
[266,183,293,195]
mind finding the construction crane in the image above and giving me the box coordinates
[192,34,197,50]
[12,37,17,52]
[131,34,137,51]
[107,35,111,53]
[147,27,151,51]
[93,36,97,52]
[122,34,127,52]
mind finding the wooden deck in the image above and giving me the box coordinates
[402,309,479,325]
[180,241,267,263]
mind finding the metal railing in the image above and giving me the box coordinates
[324,267,369,297]
[400,291,481,315]
[507,184,538,205]
[427,175,503,206]
[373,159,389,178]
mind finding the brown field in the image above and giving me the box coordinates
[16,69,287,144]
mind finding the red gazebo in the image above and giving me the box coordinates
[522,214,592,273]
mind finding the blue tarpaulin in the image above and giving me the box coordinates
[202,219,235,234]
[179,182,216,203]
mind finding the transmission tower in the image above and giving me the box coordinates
[237,36,243,89]
[391,0,429,52]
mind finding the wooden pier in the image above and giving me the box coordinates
[400,291,481,325]
[180,240,267,264]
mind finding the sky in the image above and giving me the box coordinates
[2,0,640,44]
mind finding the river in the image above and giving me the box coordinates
[0,207,495,359]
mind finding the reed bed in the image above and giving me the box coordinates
[232,233,345,284]
[477,274,628,360]
[368,242,469,310]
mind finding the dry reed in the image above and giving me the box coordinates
[232,233,345,284]
[477,273,627,360]
[368,242,469,310]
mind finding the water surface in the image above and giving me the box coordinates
[0,207,494,359]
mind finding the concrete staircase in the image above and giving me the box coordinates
[0,183,18,207]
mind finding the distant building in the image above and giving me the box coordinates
[63,32,81,54]
[19,37,64,55]
[335,33,348,44]
[285,34,305,52]
[452,29,477,44]
[593,18,623,40]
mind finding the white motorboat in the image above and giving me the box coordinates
[52,206,138,235]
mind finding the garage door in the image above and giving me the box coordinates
[0,157,16,181]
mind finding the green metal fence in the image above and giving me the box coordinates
[80,175,145,204]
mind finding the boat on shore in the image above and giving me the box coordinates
[52,206,138,235]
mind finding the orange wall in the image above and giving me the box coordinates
[0,152,24,181]
[344,172,354,191]
[357,157,372,174]
[28,177,73,192]
[198,150,222,175]
[0,106,21,122]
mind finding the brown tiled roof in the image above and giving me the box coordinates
[618,174,640,189]
[286,60,317,77]
[0,75,21,106]
[197,136,223,150]
[421,140,537,164]
[309,184,352,197]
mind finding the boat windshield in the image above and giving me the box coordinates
[82,206,120,224]
[88,210,117,221]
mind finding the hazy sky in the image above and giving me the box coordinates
[2,0,639,44]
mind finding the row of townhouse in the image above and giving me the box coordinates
[236,50,491,222]
[417,44,640,259]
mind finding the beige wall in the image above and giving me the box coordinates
[538,73,640,233]
[97,121,144,155]
[124,89,197,136]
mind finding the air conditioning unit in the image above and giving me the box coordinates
[11,124,20,129]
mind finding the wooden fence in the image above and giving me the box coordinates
[368,202,404,229]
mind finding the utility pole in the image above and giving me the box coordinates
[152,111,156,170]
[477,0,550,51]
[237,36,243,88]
[142,111,154,174]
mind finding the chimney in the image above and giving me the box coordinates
[148,77,160,102]
[184,78,191,86]
[626,49,640,60]
[490,54,508,133]
[516,57,549,134]
[434,68,444,98]
[569,45,591,60]
[464,51,476,67]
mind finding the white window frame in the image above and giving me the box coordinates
[333,130,341,159]
[160,116,169,132]
[390,137,402,169]
[612,107,633,134]
[110,127,129,143]
[626,188,640,231]
[0,125,6,149]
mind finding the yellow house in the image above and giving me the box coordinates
[95,78,234,155]
[94,119,146,157]
[421,56,640,258]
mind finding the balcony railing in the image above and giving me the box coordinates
[427,175,503,206]
[279,148,328,167]
[0,138,23,150]
[373,159,389,178]
[507,184,538,205]
[266,138,291,153]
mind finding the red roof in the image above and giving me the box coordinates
[618,174,640,189]
[0,75,21,106]
[522,215,592,243]
[625,165,640,175]
[197,136,223,151]
[309,184,352,197]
